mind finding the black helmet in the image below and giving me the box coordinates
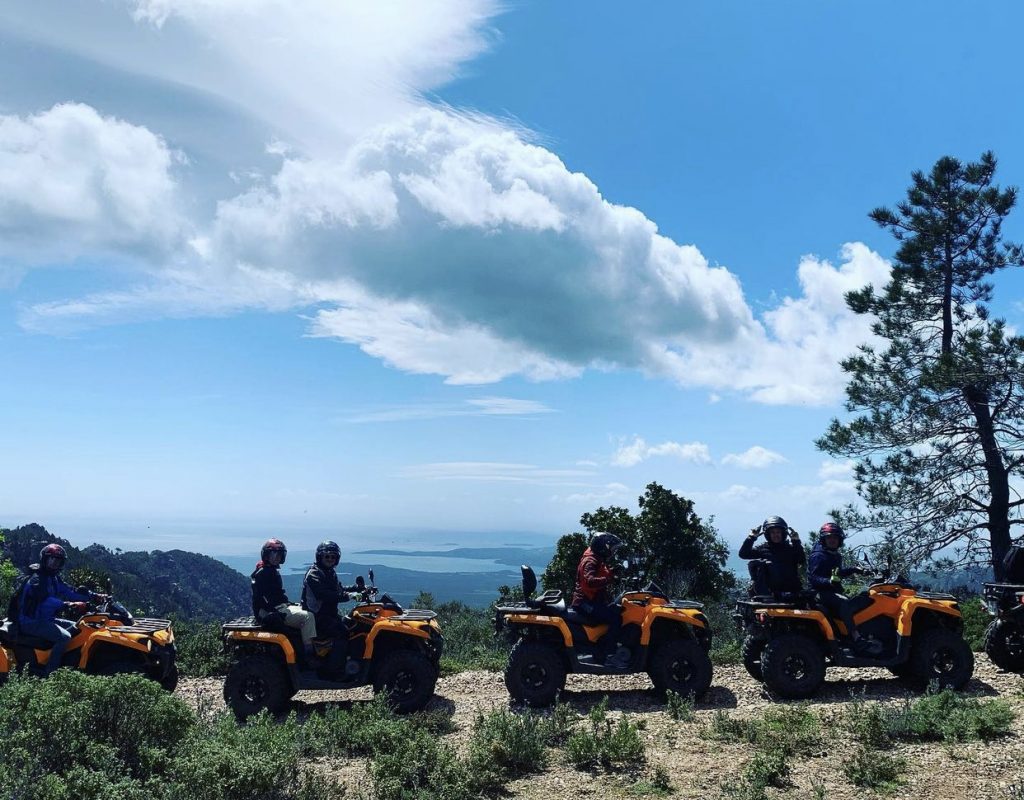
[590,532,622,560]
[40,543,67,571]
[762,516,788,533]
[316,540,341,568]
[819,522,845,546]
[261,538,287,564]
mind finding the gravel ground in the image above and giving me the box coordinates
[177,655,1024,799]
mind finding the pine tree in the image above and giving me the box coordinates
[818,152,1024,577]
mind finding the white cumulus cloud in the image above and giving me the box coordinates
[0,102,184,263]
[722,446,787,469]
[612,436,712,468]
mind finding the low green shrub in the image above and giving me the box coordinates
[369,726,476,800]
[703,705,820,756]
[665,689,695,722]
[720,746,791,800]
[704,601,743,665]
[958,596,989,652]
[172,617,231,677]
[466,708,550,785]
[842,744,905,792]
[844,691,1014,746]
[566,698,645,772]
[433,601,510,673]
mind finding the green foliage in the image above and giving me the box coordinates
[0,528,17,609]
[172,617,231,677]
[842,745,905,792]
[544,483,735,601]
[818,152,1024,575]
[433,600,509,674]
[720,747,791,800]
[465,709,549,790]
[629,764,674,796]
[664,690,694,722]
[566,697,645,772]
[1,523,251,619]
[844,691,1014,745]
[959,595,989,651]
[703,705,820,756]
[705,601,742,664]
[369,726,476,800]
[540,532,588,597]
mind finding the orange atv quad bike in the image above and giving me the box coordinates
[0,597,178,689]
[221,570,443,718]
[734,557,972,699]
[495,563,713,707]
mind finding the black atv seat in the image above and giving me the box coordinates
[0,619,56,650]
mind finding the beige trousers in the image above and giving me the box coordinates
[276,603,317,646]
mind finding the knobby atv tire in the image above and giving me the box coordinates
[648,637,713,700]
[224,654,291,720]
[159,662,180,692]
[908,627,974,689]
[984,620,1024,673]
[505,639,566,707]
[760,633,826,699]
[741,636,766,681]
[372,649,437,713]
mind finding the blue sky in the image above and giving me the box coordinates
[2,1,1023,557]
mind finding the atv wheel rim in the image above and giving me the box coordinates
[782,654,811,682]
[669,657,694,686]
[240,675,268,704]
[391,669,417,700]
[1004,628,1024,657]
[929,646,958,675]
[523,662,549,689]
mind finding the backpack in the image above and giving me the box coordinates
[4,563,39,627]
[1003,545,1024,584]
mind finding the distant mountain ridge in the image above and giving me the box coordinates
[1,523,251,620]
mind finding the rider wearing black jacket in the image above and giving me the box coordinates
[302,541,361,677]
[739,515,805,597]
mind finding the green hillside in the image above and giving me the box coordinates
[1,523,250,620]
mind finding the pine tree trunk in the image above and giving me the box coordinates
[964,384,1012,580]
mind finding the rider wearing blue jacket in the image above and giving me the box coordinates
[808,523,878,653]
[18,544,101,675]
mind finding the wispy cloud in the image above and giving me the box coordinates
[722,446,787,470]
[399,462,594,484]
[342,396,555,423]
[818,459,855,480]
[611,436,712,468]
[552,483,631,505]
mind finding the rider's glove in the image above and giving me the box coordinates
[830,578,843,590]
[749,527,761,538]
[90,592,110,603]
[788,527,800,543]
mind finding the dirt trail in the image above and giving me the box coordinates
[178,655,1024,799]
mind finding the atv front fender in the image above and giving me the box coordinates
[897,599,962,636]
[639,606,706,646]
[503,614,574,647]
[364,619,433,659]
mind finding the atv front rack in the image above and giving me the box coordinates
[113,617,172,634]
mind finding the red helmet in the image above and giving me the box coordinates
[40,543,67,568]
[819,522,845,545]
[261,538,287,564]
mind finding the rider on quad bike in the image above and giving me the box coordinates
[571,532,628,668]
[808,523,880,655]
[981,544,1024,672]
[738,516,805,598]
[495,547,713,707]
[251,538,319,663]
[16,544,109,675]
[223,569,443,718]
[301,540,363,678]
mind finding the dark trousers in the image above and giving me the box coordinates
[575,601,622,653]
[317,614,349,673]
[818,591,857,638]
